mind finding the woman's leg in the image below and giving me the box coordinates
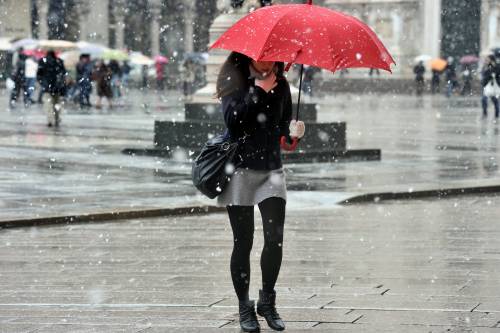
[227,205,255,302]
[258,197,286,292]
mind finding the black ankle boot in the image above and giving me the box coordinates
[256,289,285,331]
[239,299,260,332]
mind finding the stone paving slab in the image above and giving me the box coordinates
[1,195,500,331]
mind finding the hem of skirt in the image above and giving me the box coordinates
[216,194,287,207]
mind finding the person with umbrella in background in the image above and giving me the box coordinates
[481,55,500,120]
[75,54,92,108]
[208,1,394,332]
[445,57,459,97]
[93,60,113,109]
[36,50,68,127]
[9,51,27,108]
[413,60,426,96]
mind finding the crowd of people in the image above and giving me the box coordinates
[413,57,473,97]
[7,49,141,126]
[412,54,500,120]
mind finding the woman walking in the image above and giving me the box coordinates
[216,52,305,332]
[481,55,500,120]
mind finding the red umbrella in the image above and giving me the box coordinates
[154,55,169,64]
[211,0,394,150]
[22,48,47,60]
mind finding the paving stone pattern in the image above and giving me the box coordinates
[1,91,500,221]
[1,195,500,332]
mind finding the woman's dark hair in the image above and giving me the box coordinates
[215,52,285,98]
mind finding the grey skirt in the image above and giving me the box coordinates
[217,168,287,206]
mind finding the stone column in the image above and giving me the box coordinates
[184,0,195,54]
[37,0,49,40]
[150,0,161,55]
[114,12,125,49]
[192,0,261,102]
[423,0,441,58]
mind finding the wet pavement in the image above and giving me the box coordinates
[1,89,499,221]
[1,194,500,331]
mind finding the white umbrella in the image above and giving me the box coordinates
[130,52,154,66]
[11,38,37,50]
[37,40,77,51]
[414,54,432,63]
[76,41,108,57]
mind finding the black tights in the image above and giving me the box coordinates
[226,197,286,302]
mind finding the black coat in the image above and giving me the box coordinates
[37,56,67,95]
[221,77,293,171]
[481,63,500,88]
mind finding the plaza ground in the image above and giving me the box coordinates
[1,89,500,331]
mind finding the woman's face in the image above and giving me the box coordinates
[251,60,275,75]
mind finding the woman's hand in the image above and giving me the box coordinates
[289,120,305,139]
[255,72,277,93]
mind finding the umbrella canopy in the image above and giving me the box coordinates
[130,52,155,65]
[36,39,77,51]
[211,1,394,73]
[11,38,37,50]
[430,58,447,71]
[22,48,51,60]
[460,55,479,65]
[76,41,108,57]
[414,54,432,64]
[154,55,169,64]
[101,49,129,61]
[211,0,394,151]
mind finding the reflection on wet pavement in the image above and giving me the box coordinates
[0,90,499,220]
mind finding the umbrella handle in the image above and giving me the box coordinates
[280,136,299,151]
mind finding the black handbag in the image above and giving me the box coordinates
[192,134,239,199]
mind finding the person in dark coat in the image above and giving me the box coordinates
[93,61,113,109]
[9,53,27,107]
[36,50,67,127]
[413,61,425,96]
[445,57,459,97]
[109,60,122,99]
[75,54,92,108]
[214,52,305,332]
[431,69,441,94]
[481,55,500,119]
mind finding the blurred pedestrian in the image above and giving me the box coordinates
[413,61,425,96]
[445,57,459,97]
[481,55,500,120]
[141,65,148,89]
[109,60,122,99]
[9,52,27,108]
[461,64,473,96]
[24,56,38,106]
[369,68,380,77]
[215,52,305,332]
[302,65,318,97]
[431,69,441,94]
[156,61,165,90]
[76,54,92,108]
[182,59,195,99]
[37,50,67,127]
[121,60,131,88]
[93,61,113,109]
